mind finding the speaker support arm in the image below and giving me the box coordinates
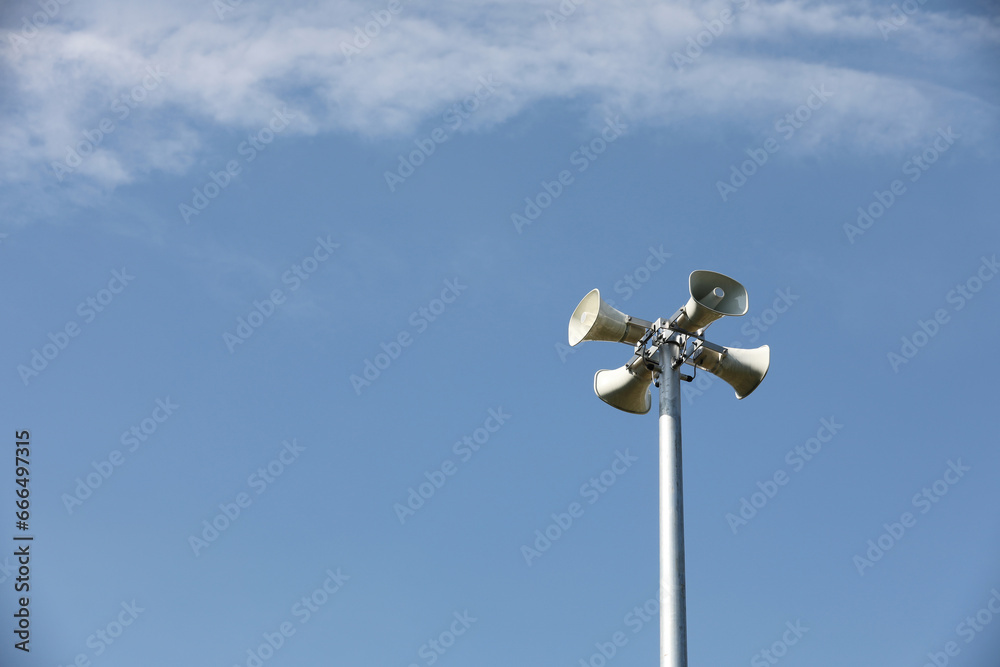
[684,339,726,363]
[666,308,697,336]
[628,315,655,331]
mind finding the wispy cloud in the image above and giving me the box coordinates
[1,0,996,198]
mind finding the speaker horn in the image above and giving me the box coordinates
[689,343,770,400]
[568,289,653,346]
[672,271,749,332]
[593,356,655,414]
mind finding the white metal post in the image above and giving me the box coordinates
[658,338,687,667]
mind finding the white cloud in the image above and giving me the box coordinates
[0,0,996,195]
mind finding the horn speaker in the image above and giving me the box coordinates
[568,289,651,347]
[673,270,749,332]
[689,343,770,399]
[593,356,655,414]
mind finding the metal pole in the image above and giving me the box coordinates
[658,337,687,667]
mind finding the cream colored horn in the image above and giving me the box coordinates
[593,356,655,414]
[568,289,652,346]
[689,343,770,399]
[672,270,749,332]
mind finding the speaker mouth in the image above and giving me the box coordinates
[568,289,604,346]
[568,289,652,346]
[689,270,749,317]
[743,345,770,400]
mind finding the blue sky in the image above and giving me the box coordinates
[1,1,999,666]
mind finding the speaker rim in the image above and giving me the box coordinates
[569,289,618,346]
[688,270,749,318]
[734,344,769,400]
